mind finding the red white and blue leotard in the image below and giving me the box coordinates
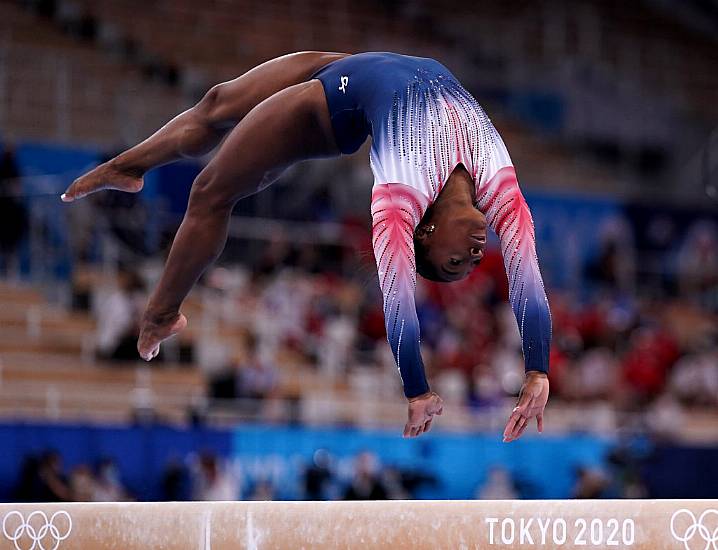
[313,52,552,398]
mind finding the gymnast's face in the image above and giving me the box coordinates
[414,209,487,282]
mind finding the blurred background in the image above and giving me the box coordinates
[0,0,716,503]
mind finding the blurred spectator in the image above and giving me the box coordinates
[381,467,410,499]
[318,311,356,379]
[669,349,718,408]
[621,328,679,402]
[343,452,387,500]
[0,146,28,276]
[161,458,190,501]
[304,449,333,500]
[191,453,238,501]
[563,348,618,401]
[209,333,277,403]
[69,465,95,501]
[677,221,718,300]
[469,363,504,408]
[236,335,277,400]
[93,459,131,501]
[572,467,610,499]
[36,451,72,501]
[645,394,685,440]
[94,270,147,361]
[587,217,636,294]
[607,441,649,499]
[476,467,518,500]
[248,480,275,501]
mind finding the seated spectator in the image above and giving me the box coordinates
[381,467,410,500]
[36,451,72,502]
[621,328,679,403]
[161,458,190,501]
[191,453,239,501]
[93,459,131,501]
[476,466,518,500]
[304,449,333,501]
[564,347,618,401]
[669,347,718,407]
[677,221,718,300]
[343,452,387,500]
[572,467,610,499]
[248,480,275,501]
[210,333,277,404]
[94,270,147,361]
[69,464,96,501]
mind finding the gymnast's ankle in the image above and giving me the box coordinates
[141,309,181,327]
[108,156,147,178]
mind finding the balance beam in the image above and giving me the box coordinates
[1,500,716,549]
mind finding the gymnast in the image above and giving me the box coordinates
[62,52,551,441]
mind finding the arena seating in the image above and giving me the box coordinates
[0,281,205,424]
[70,0,718,121]
[421,0,718,120]
[0,276,399,428]
[0,1,185,146]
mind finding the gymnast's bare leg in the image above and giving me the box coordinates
[61,52,345,360]
[62,52,346,201]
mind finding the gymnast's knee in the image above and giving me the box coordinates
[195,85,222,121]
[196,83,239,127]
[186,169,236,218]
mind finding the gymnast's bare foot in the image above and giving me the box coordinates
[61,159,144,202]
[137,312,187,361]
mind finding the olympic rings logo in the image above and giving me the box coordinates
[1,511,72,550]
[671,509,718,550]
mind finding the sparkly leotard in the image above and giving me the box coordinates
[313,52,552,398]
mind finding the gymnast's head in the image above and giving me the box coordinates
[413,170,487,283]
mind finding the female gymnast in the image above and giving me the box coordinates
[62,51,551,441]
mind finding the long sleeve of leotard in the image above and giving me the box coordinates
[371,183,431,399]
[477,166,552,374]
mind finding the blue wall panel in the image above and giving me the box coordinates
[232,425,613,499]
[0,423,233,501]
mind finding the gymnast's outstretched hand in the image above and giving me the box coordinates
[404,391,443,438]
[137,311,187,362]
[503,371,549,443]
[61,160,145,202]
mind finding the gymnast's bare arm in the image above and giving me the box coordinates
[61,51,349,201]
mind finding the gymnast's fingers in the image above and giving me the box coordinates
[403,422,412,438]
[511,416,528,440]
[423,417,433,433]
[503,418,517,442]
[503,407,522,441]
[513,421,529,441]
[514,392,535,417]
[511,416,529,439]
